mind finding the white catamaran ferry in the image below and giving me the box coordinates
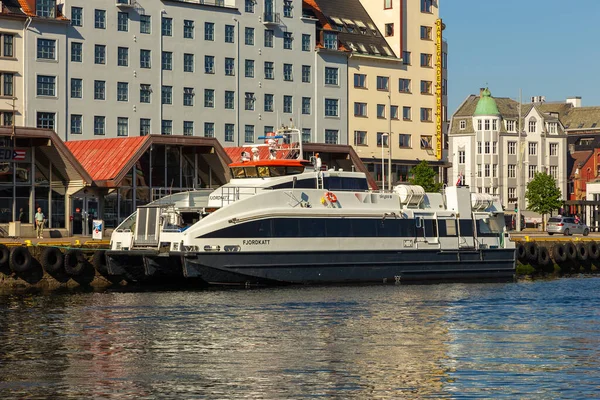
[107,128,515,286]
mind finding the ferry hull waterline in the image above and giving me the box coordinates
[183,249,516,286]
[107,127,516,287]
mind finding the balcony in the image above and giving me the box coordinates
[263,12,281,25]
[116,0,134,7]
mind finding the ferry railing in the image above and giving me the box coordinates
[215,186,273,208]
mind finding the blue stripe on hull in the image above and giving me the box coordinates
[183,249,516,286]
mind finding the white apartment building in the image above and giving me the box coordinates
[4,0,348,144]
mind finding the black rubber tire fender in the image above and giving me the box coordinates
[0,243,9,268]
[587,241,600,260]
[537,246,552,267]
[516,242,527,262]
[9,246,32,274]
[564,241,577,261]
[525,242,538,262]
[64,249,86,276]
[552,244,568,263]
[93,251,108,276]
[576,242,588,261]
[41,247,64,274]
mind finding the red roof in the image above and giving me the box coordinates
[65,137,149,181]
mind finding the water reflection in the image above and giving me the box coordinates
[1,279,600,398]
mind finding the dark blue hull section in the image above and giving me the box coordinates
[183,249,516,286]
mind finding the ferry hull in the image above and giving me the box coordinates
[183,249,516,286]
[106,250,187,283]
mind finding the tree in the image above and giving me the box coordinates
[525,172,562,229]
[409,160,443,192]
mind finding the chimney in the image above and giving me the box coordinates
[568,143,575,154]
[566,96,582,108]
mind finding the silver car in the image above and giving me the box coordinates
[547,216,589,236]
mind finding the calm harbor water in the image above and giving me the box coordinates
[1,277,600,399]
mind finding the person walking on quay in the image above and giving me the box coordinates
[34,207,45,239]
[18,208,27,223]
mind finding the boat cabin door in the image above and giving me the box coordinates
[71,196,99,236]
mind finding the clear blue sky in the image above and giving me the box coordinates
[441,0,600,115]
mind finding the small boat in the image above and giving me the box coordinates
[107,127,515,286]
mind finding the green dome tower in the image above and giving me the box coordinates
[474,88,500,116]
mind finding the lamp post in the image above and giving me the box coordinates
[381,132,389,191]
[388,76,392,191]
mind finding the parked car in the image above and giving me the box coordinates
[547,216,589,236]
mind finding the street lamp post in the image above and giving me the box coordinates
[388,76,392,191]
[381,133,386,191]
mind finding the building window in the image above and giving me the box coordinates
[508,164,516,178]
[283,0,293,17]
[399,134,411,148]
[420,108,432,122]
[245,27,254,45]
[283,32,293,50]
[324,67,338,85]
[420,26,432,40]
[183,87,194,106]
[93,116,105,135]
[162,51,172,70]
[161,86,172,105]
[118,12,129,32]
[528,142,537,156]
[354,131,367,146]
[302,34,311,51]
[225,91,235,109]
[244,125,254,143]
[377,76,389,91]
[117,47,129,66]
[302,97,311,115]
[508,141,516,155]
[484,141,490,154]
[399,78,411,93]
[528,118,537,133]
[283,95,293,113]
[460,120,466,130]
[117,117,128,136]
[385,23,394,36]
[94,9,106,29]
[1,34,13,58]
[391,105,399,120]
[354,73,366,88]
[161,119,173,135]
[225,124,235,142]
[264,29,274,47]
[442,79,448,96]
[183,121,194,136]
[458,150,465,164]
[420,80,432,94]
[384,0,393,8]
[377,132,389,147]
[402,106,411,120]
[37,38,56,59]
[140,15,151,34]
[225,25,235,43]
[550,165,558,179]
[325,130,338,144]
[225,58,235,76]
[184,20,194,39]
[140,49,151,68]
[477,120,482,130]
[245,59,254,78]
[184,53,194,72]
[94,80,105,100]
[94,44,106,64]
[70,114,82,134]
[484,164,490,177]
[484,119,490,130]
[70,78,82,98]
[140,84,151,103]
[324,98,338,117]
[324,32,338,50]
[37,75,55,96]
[37,112,55,130]
[548,122,557,134]
[117,82,128,101]
[420,53,432,67]
[245,0,254,13]
[528,165,537,179]
[402,51,411,64]
[421,0,432,12]
[162,17,172,36]
[354,102,367,117]
[550,143,558,156]
[205,89,215,108]
[477,164,482,178]
[264,94,274,112]
[302,128,311,143]
[205,22,214,41]
[302,65,311,83]
[492,119,498,131]
[69,42,82,62]
[377,104,386,119]
[264,61,274,79]
[244,92,255,110]
[420,135,432,149]
[283,64,293,81]
[140,118,151,136]
[204,122,214,138]
[205,55,215,74]
[477,141,482,154]
[71,7,83,26]
[508,187,516,200]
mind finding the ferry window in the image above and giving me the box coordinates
[294,179,316,188]
[438,219,457,236]
[256,219,272,237]
[245,167,259,178]
[354,219,377,237]
[270,166,286,176]
[258,166,270,178]
[424,220,437,237]
[326,218,353,237]
[286,166,305,175]
[273,218,298,237]
[399,219,416,237]
[299,218,326,237]
[459,219,474,236]
[378,219,399,237]
[231,167,246,178]
[476,219,498,237]
[325,177,343,190]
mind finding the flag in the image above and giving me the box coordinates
[12,150,25,161]
[456,172,463,186]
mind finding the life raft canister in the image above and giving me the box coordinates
[325,192,338,203]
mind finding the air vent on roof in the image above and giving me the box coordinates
[357,43,367,53]
[331,17,343,25]
[346,41,357,51]
[592,123,598,128]
[578,123,585,129]
[367,22,376,30]
[342,18,355,26]
[383,47,393,56]
[370,45,380,54]
[355,20,366,28]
